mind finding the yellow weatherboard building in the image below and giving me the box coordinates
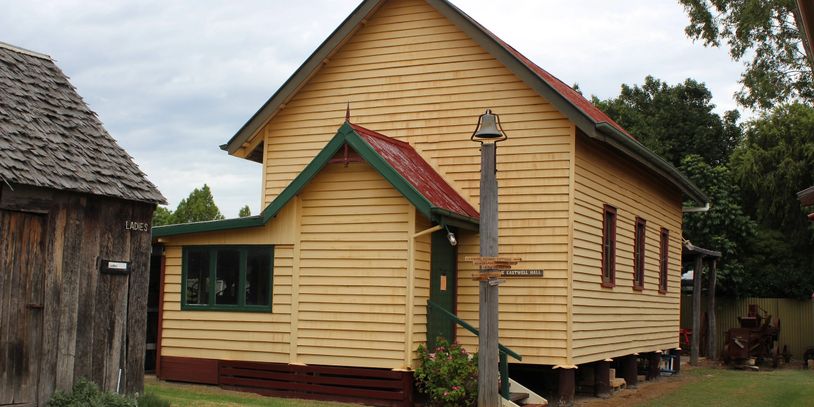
[151,0,707,405]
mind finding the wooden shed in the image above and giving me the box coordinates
[0,42,165,406]
[151,0,707,405]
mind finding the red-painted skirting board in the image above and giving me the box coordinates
[158,356,414,407]
[160,356,219,385]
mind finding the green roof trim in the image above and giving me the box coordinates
[153,123,478,238]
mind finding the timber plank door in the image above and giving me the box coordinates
[0,210,46,407]
[427,230,457,349]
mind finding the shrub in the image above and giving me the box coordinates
[47,379,170,407]
[47,379,135,407]
[415,337,478,407]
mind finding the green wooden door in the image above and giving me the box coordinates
[427,230,457,349]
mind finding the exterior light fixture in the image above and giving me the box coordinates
[471,109,507,143]
[445,225,457,246]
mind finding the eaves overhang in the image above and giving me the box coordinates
[594,123,708,204]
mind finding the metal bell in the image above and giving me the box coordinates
[471,109,507,142]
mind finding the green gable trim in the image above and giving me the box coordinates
[223,0,383,156]
[153,123,478,238]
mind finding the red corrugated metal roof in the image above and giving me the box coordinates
[476,24,636,140]
[350,123,479,220]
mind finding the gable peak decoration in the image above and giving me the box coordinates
[155,121,478,237]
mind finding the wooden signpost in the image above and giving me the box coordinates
[467,252,544,404]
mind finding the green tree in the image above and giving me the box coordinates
[238,205,251,217]
[730,103,814,298]
[172,184,225,224]
[731,103,814,241]
[740,227,813,298]
[680,0,814,109]
[593,76,742,166]
[152,206,175,226]
[680,155,757,296]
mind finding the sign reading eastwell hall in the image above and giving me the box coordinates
[500,269,544,277]
[465,256,544,279]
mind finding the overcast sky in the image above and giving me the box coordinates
[1,0,747,217]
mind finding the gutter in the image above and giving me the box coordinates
[595,122,709,205]
[431,207,479,232]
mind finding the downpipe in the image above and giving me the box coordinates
[683,202,710,213]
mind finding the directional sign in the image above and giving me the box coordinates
[500,269,544,277]
[464,256,522,270]
[466,256,543,280]
[471,269,544,281]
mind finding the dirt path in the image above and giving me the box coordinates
[574,366,699,407]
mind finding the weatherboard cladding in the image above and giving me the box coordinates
[0,42,165,204]
[350,123,479,219]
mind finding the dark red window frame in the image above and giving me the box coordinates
[601,204,617,288]
[633,217,646,291]
[659,228,669,294]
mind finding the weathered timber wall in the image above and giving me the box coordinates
[0,183,154,405]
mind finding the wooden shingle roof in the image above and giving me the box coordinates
[0,42,165,204]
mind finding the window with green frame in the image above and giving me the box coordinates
[182,245,274,311]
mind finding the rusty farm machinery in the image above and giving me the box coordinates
[722,305,787,368]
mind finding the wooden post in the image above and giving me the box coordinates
[478,142,499,406]
[621,355,638,388]
[672,349,681,374]
[556,367,575,407]
[647,352,660,380]
[707,259,718,362]
[691,254,703,366]
[594,360,611,398]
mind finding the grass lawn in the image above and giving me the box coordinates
[143,376,360,407]
[639,367,814,407]
[144,367,814,407]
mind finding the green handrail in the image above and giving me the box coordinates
[426,300,521,398]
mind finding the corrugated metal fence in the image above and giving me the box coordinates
[681,296,814,359]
